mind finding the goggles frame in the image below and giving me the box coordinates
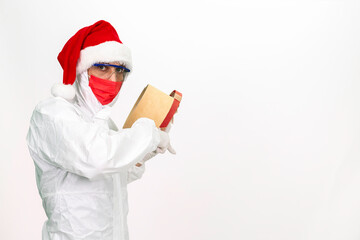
[93,63,131,72]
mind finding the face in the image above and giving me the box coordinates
[87,61,125,82]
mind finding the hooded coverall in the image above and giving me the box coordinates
[26,71,160,240]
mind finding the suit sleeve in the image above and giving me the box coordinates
[127,160,146,184]
[26,98,160,179]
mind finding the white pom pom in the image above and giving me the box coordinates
[51,83,76,101]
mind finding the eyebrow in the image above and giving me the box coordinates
[98,61,124,66]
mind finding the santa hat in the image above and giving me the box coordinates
[52,20,132,101]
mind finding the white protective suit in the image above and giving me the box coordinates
[26,71,161,240]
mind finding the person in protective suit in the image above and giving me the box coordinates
[26,20,175,240]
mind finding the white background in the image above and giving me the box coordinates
[1,0,360,239]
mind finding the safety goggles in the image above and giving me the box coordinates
[90,63,131,82]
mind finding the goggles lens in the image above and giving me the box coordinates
[91,63,130,81]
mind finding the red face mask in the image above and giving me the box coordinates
[88,75,123,105]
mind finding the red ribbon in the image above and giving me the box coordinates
[160,90,182,128]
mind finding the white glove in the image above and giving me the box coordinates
[139,123,175,166]
[142,150,157,162]
[164,121,172,133]
[157,129,176,154]
[136,150,157,166]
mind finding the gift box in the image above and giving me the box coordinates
[123,84,182,129]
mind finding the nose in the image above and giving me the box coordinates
[108,68,117,82]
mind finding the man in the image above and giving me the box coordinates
[26,20,175,240]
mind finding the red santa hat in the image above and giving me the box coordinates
[51,20,132,100]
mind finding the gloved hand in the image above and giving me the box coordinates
[142,150,157,162]
[136,150,157,167]
[164,121,172,133]
[157,128,176,154]
[137,123,175,167]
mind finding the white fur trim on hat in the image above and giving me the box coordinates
[76,41,132,74]
[51,83,76,101]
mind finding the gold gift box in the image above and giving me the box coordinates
[123,84,182,129]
